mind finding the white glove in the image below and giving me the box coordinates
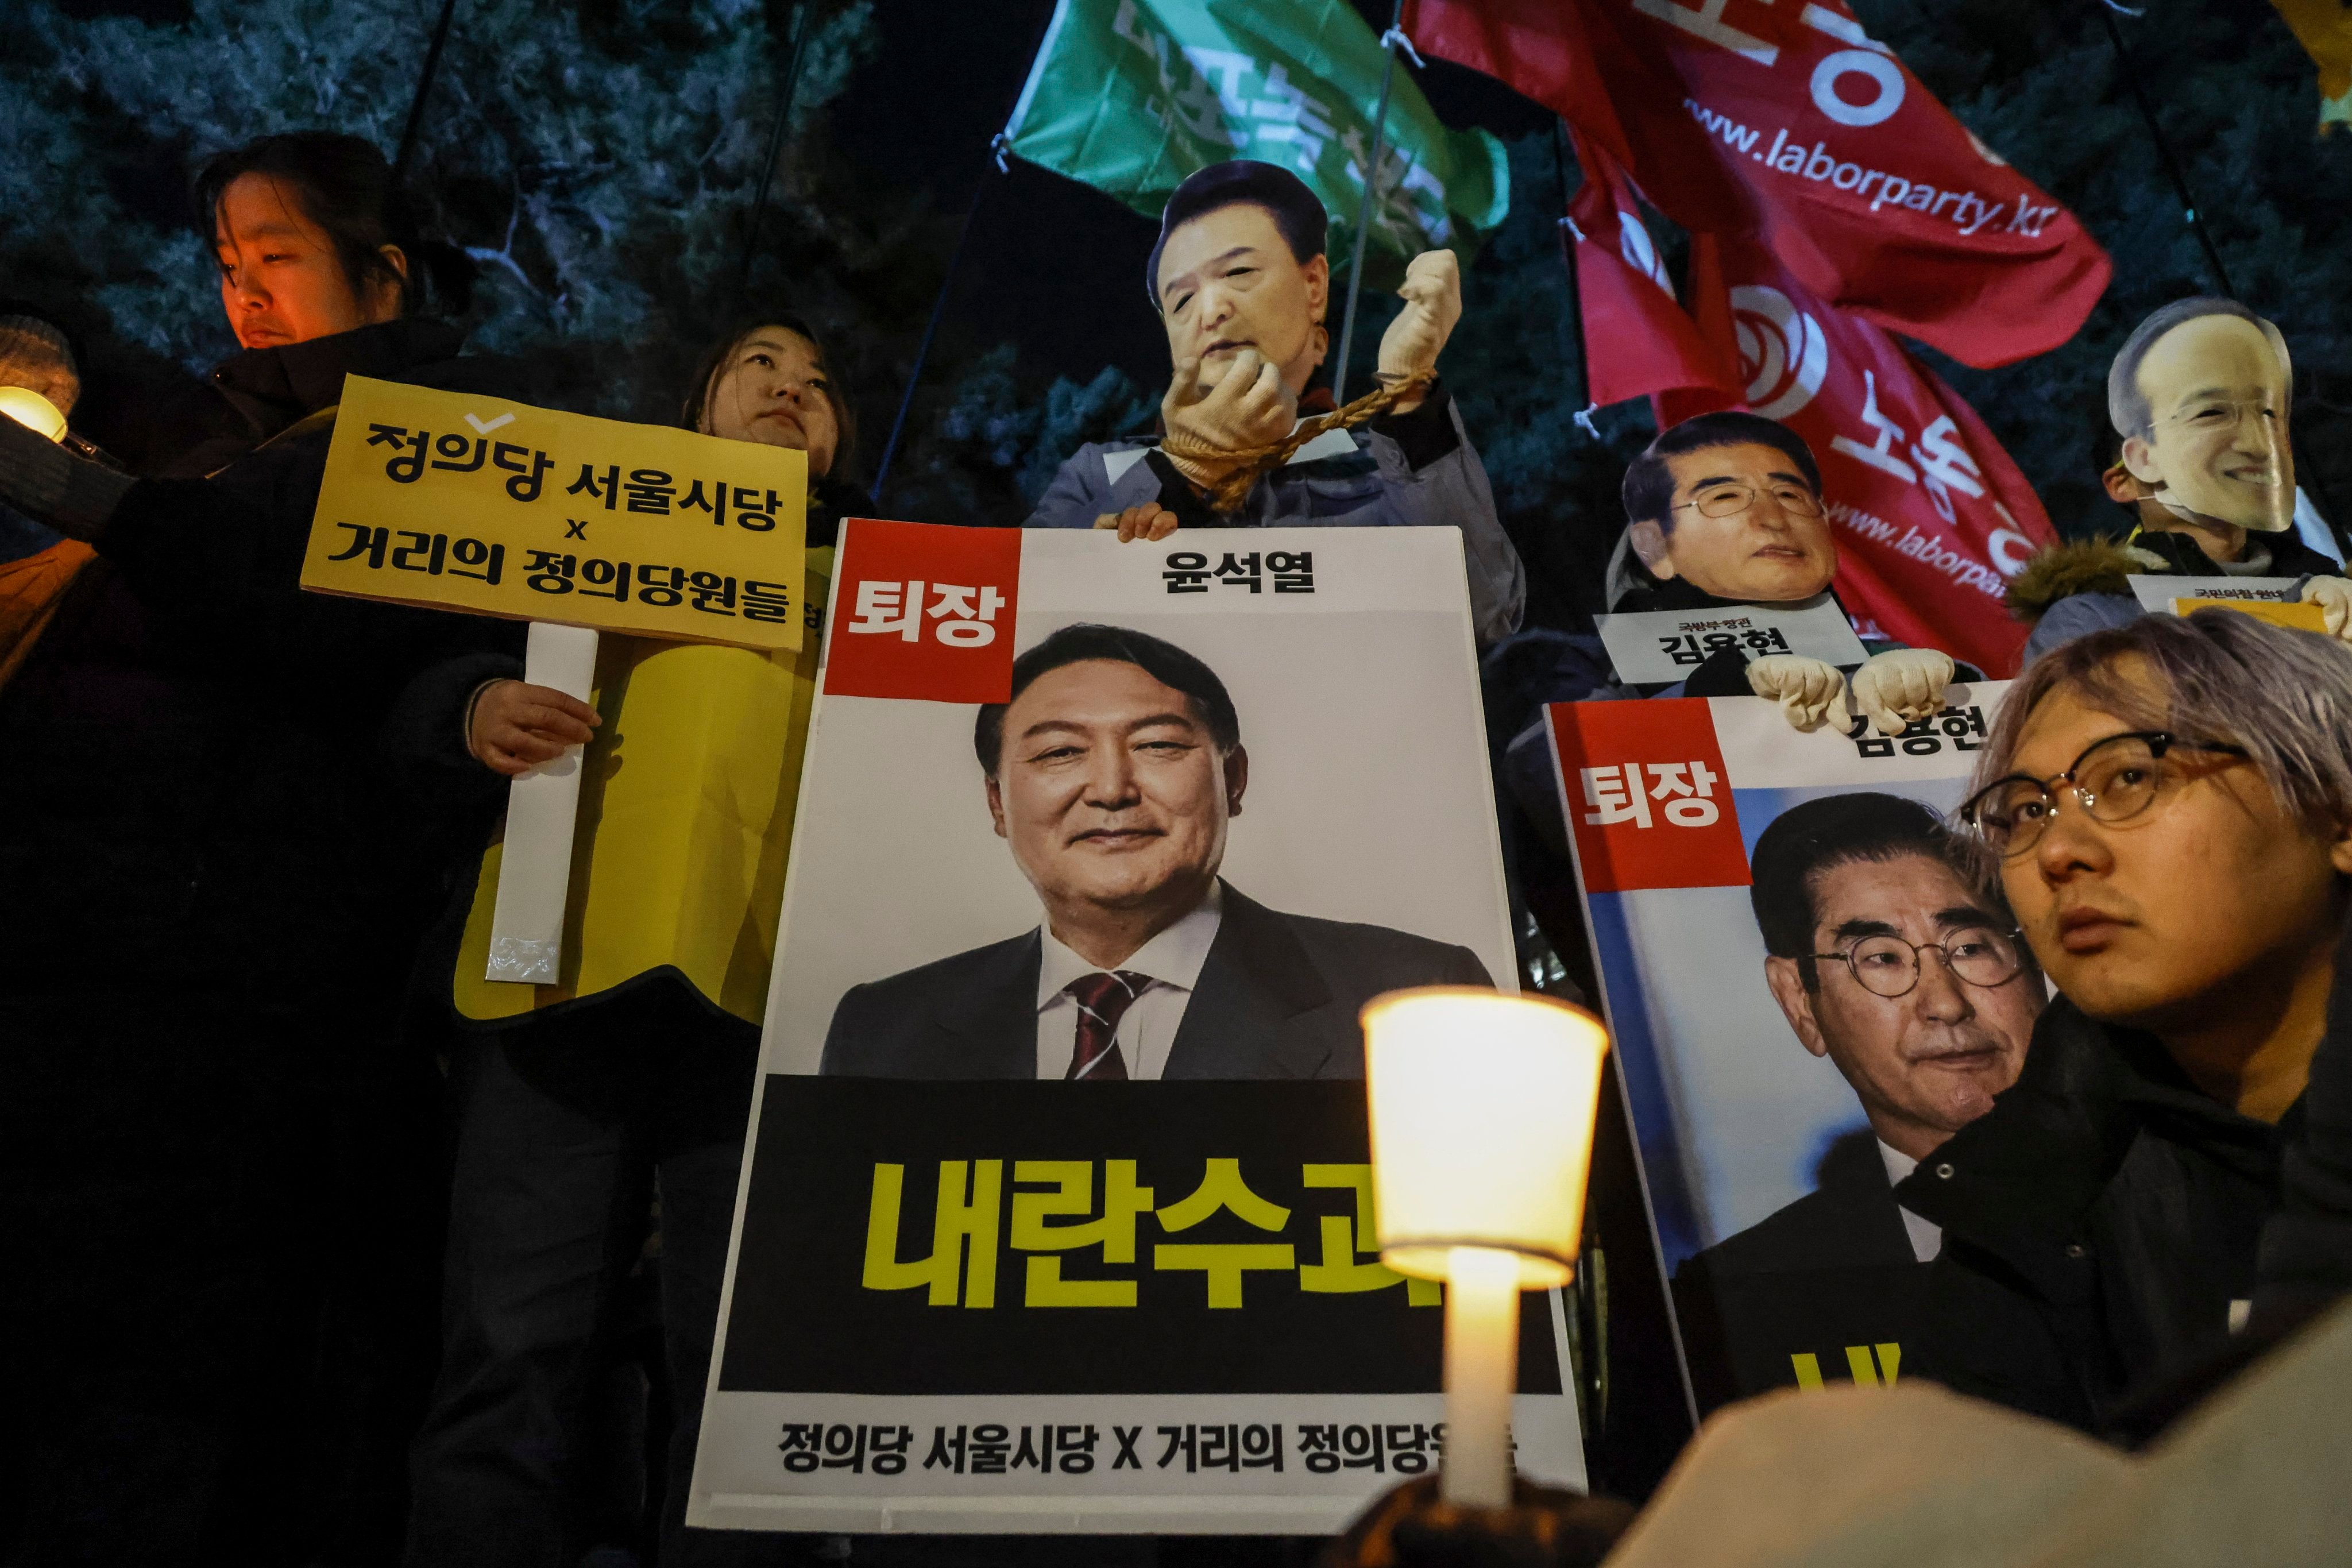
[1746,654,1846,732]
[2299,575,2352,639]
[1851,648,1956,737]
[1375,250,1463,387]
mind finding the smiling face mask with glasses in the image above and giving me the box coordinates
[1628,440,1840,603]
[2119,314,2296,534]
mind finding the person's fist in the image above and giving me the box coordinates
[1746,655,1845,732]
[1163,347,1296,463]
[1374,250,1462,411]
[2300,575,2352,639]
[469,679,600,777]
[1093,502,1179,543]
[1851,648,1955,736]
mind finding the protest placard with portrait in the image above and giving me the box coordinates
[689,520,1587,1535]
[1546,682,2023,1411]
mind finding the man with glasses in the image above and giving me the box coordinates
[1902,609,2352,1432]
[1672,793,2043,1406]
[1611,411,1963,735]
[2008,299,2352,663]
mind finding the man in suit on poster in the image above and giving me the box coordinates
[819,622,1492,1081]
[1673,793,2044,1404]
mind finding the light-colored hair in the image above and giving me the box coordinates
[2106,296,2292,442]
[1963,612,2352,880]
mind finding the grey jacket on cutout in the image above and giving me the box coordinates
[1022,387,1525,646]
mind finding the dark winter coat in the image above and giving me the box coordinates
[1,318,522,1008]
[1896,971,2352,1435]
[0,317,532,1548]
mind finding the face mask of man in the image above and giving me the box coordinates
[2120,313,2296,534]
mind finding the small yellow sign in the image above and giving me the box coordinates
[2171,596,2329,634]
[302,374,805,652]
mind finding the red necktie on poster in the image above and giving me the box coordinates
[1656,232,2053,675]
[1404,0,2111,368]
[1065,971,1149,1081]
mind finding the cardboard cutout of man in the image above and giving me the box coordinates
[819,623,1492,1082]
[1615,411,1961,735]
[2008,299,2352,663]
[1672,794,2043,1407]
[1024,161,1525,646]
[2116,303,2297,539]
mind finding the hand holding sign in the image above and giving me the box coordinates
[1745,654,1845,732]
[469,679,601,777]
[1094,502,1180,543]
[304,376,809,985]
[1851,648,1957,737]
[2301,576,2352,639]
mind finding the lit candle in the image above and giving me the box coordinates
[1361,987,1609,1508]
[0,386,67,442]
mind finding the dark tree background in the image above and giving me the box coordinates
[0,1,2346,1555]
[5,0,2346,623]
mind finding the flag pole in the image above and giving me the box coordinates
[391,0,461,187]
[1551,119,1600,438]
[2092,1,2236,299]
[1332,0,1409,407]
[731,4,814,319]
[867,144,1003,508]
[867,0,1069,509]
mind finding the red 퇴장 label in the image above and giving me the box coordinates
[824,519,1022,703]
[1546,698,1750,893]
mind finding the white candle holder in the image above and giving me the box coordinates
[1361,987,1609,1508]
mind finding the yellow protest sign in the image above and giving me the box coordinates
[2172,596,2330,634]
[302,374,805,652]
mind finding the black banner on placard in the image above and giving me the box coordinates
[718,1076,1563,1399]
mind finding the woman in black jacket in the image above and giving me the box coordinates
[0,132,523,1561]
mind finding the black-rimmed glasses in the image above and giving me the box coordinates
[1957,730,2248,860]
[1812,926,2026,999]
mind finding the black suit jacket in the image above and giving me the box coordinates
[818,883,1493,1081]
[1671,1133,1932,1409]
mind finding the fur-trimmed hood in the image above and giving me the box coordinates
[2006,537,2167,621]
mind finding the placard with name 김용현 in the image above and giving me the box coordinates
[301,374,806,651]
[1596,592,1867,688]
[1546,682,2014,1415]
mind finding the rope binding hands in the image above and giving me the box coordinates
[1158,366,1436,515]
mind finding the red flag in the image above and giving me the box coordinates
[1405,0,2111,368]
[1662,236,2052,676]
[1567,136,1741,405]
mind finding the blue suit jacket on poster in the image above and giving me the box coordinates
[817,883,1493,1081]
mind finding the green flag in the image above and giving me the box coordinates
[1002,0,1509,273]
